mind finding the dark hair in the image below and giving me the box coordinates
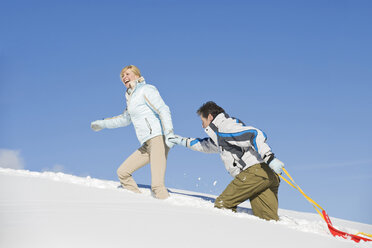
[197,101,225,119]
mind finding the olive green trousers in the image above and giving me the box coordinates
[117,135,170,199]
[215,163,280,221]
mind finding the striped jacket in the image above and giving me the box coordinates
[186,113,275,177]
[98,78,173,145]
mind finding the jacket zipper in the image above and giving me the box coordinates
[145,118,152,134]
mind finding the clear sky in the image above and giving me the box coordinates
[1,0,371,224]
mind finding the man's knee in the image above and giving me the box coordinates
[251,193,279,221]
[214,197,225,209]
[257,211,279,221]
[214,197,237,211]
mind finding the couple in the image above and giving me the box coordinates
[91,65,284,221]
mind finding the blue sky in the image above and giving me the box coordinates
[1,0,371,224]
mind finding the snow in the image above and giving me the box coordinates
[1,167,371,248]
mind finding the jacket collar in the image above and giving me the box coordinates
[207,112,229,133]
[126,77,146,96]
[212,113,229,128]
[204,112,229,141]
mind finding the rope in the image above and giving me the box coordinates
[278,167,372,241]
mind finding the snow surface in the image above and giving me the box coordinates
[1,168,371,248]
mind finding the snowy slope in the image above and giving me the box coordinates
[1,168,371,248]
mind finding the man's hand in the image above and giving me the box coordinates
[269,158,284,174]
[168,135,188,147]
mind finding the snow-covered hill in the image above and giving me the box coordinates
[1,168,371,248]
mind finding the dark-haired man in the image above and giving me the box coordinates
[169,101,284,221]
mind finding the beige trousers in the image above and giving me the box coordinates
[117,135,170,199]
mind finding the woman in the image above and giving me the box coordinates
[91,65,175,199]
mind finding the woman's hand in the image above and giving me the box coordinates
[165,131,177,148]
[91,120,105,132]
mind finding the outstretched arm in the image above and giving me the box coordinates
[91,109,131,131]
[169,135,219,154]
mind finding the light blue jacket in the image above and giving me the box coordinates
[100,78,173,145]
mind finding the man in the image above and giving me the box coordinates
[169,101,284,221]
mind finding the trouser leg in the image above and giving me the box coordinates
[148,135,170,199]
[117,145,149,193]
[250,187,279,221]
[215,164,271,209]
[215,163,280,221]
[249,165,280,221]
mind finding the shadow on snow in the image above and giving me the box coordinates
[135,183,253,215]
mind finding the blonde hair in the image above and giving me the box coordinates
[120,65,141,79]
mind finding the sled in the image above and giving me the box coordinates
[322,210,372,243]
[279,168,372,243]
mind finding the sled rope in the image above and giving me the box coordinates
[356,232,372,238]
[278,168,372,243]
[278,168,325,221]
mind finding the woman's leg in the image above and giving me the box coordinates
[117,144,150,193]
[148,135,170,199]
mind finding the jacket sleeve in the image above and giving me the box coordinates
[102,109,132,129]
[143,85,174,134]
[224,127,274,162]
[187,137,219,154]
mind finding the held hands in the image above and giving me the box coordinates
[165,131,176,148]
[165,132,188,149]
[168,135,188,147]
[269,158,284,174]
[91,120,105,132]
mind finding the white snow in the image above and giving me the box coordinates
[1,167,371,248]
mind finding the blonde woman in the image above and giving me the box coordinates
[91,65,175,199]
